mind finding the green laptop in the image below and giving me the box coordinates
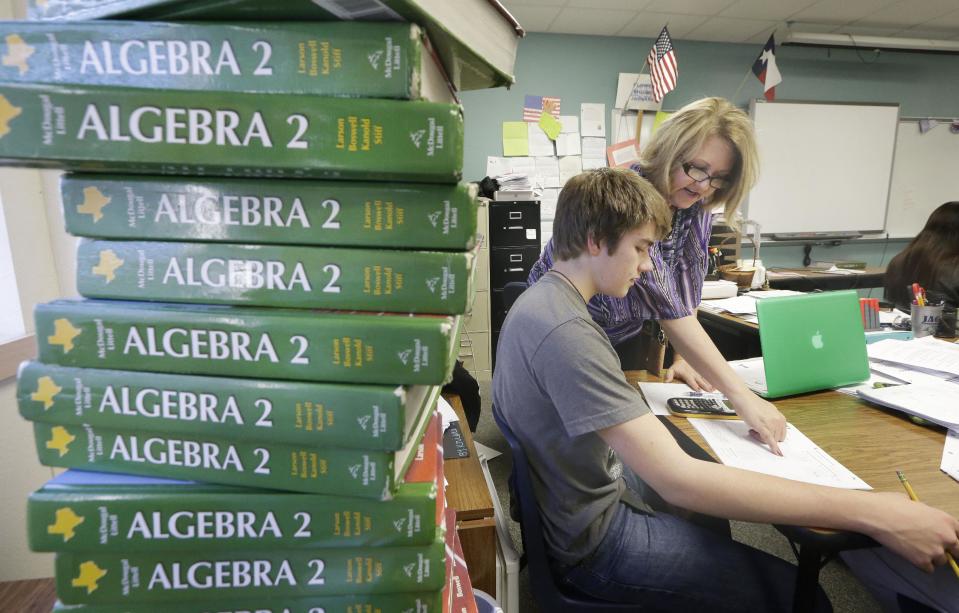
[741,290,870,398]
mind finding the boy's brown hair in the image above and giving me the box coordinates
[552,167,672,261]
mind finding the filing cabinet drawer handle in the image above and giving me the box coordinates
[509,211,522,219]
[507,225,523,230]
[507,267,524,272]
[509,254,523,262]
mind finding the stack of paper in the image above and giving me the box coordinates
[856,337,959,428]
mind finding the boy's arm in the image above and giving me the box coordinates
[660,315,787,454]
[600,413,959,572]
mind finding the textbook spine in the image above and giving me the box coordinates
[17,361,421,450]
[0,82,463,183]
[61,173,478,250]
[54,541,446,604]
[76,239,474,315]
[32,421,406,497]
[0,21,425,98]
[34,299,460,385]
[29,414,445,552]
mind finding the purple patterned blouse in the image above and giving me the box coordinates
[528,175,713,345]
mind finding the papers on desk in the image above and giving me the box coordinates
[729,357,768,394]
[868,336,959,378]
[702,295,759,315]
[942,430,959,484]
[637,382,726,416]
[818,265,866,275]
[688,419,871,490]
[746,290,804,299]
[858,382,959,429]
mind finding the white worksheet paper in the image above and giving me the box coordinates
[558,155,582,184]
[942,430,959,483]
[701,295,759,315]
[868,337,959,377]
[580,103,606,137]
[638,382,726,417]
[527,123,555,156]
[559,115,579,134]
[688,419,871,490]
[555,132,581,156]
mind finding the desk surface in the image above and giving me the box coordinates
[767,266,885,291]
[442,393,495,522]
[625,370,958,517]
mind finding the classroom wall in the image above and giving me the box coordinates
[460,32,959,269]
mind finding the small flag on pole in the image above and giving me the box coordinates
[647,26,678,103]
[523,95,561,122]
[752,34,782,101]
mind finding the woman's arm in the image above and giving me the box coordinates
[660,315,787,454]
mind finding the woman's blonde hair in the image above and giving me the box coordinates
[639,97,758,223]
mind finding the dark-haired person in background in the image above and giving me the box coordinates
[884,201,959,310]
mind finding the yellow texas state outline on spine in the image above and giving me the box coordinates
[31,375,62,410]
[2,34,35,75]
[48,506,85,542]
[0,94,22,138]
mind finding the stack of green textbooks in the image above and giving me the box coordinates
[5,10,500,610]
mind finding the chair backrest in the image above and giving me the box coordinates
[501,280,528,312]
[491,406,638,612]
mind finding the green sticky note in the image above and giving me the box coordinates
[652,111,672,133]
[538,113,562,140]
[503,121,529,156]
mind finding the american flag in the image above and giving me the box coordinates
[523,95,561,122]
[647,26,677,103]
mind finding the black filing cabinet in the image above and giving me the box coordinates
[489,200,540,367]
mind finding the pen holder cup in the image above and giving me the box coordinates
[910,304,943,338]
[936,305,957,338]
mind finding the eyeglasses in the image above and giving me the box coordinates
[682,162,731,190]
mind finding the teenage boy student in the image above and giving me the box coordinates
[492,167,959,612]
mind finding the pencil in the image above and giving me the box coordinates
[897,470,959,580]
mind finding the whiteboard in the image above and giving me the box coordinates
[745,101,900,236]
[886,120,959,238]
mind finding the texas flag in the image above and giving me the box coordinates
[752,34,782,101]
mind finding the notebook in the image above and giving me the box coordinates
[734,290,870,398]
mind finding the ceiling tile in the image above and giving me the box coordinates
[566,0,652,9]
[507,6,562,31]
[790,0,900,24]
[643,0,738,16]
[618,11,710,38]
[851,0,959,27]
[923,8,959,27]
[719,0,820,21]
[783,20,842,33]
[685,17,777,42]
[548,7,642,36]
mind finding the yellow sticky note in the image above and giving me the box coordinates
[538,113,562,140]
[502,121,529,156]
[652,111,672,133]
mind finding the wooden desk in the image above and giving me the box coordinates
[767,267,885,292]
[442,393,497,597]
[625,370,956,516]
[626,370,958,611]
[0,577,55,612]
[697,307,761,360]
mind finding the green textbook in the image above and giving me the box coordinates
[18,361,435,450]
[28,412,444,551]
[0,82,462,183]
[0,21,453,100]
[35,299,461,386]
[75,239,475,315]
[60,173,478,250]
[31,388,435,498]
[53,538,446,603]
[26,0,524,91]
[52,591,445,613]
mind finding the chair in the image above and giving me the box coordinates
[491,406,638,612]
[501,280,528,312]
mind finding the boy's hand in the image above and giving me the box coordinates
[867,493,959,572]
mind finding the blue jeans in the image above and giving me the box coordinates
[559,472,832,612]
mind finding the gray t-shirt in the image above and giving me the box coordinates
[492,273,651,565]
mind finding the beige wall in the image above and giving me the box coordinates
[0,1,78,580]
